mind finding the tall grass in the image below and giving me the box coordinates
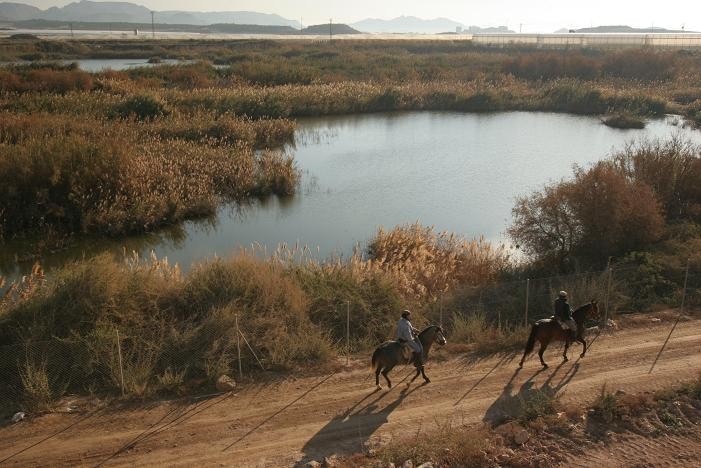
[0,253,337,406]
[367,223,510,300]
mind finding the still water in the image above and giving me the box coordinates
[1,111,699,279]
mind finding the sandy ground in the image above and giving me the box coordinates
[0,319,699,467]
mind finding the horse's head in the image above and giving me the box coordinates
[573,301,599,323]
[433,326,448,346]
[589,300,600,319]
[419,325,447,347]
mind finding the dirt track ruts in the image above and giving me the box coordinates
[1,319,699,467]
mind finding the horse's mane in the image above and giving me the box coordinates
[572,301,596,318]
[418,325,442,338]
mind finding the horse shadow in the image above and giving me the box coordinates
[483,360,580,426]
[295,382,424,466]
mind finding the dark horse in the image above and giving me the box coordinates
[519,301,599,368]
[371,325,447,389]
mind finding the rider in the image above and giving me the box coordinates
[397,309,423,365]
[554,291,577,337]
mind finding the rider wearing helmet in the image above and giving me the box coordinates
[397,310,423,364]
[554,291,577,337]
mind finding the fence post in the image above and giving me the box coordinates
[115,329,125,397]
[604,262,613,328]
[236,314,242,378]
[524,278,530,327]
[680,258,690,316]
[346,301,350,367]
[648,259,690,374]
[439,297,443,329]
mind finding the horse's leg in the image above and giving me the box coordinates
[408,365,420,384]
[562,339,570,362]
[375,365,382,388]
[519,344,529,368]
[578,335,587,358]
[382,365,395,389]
[420,365,430,383]
[538,341,549,368]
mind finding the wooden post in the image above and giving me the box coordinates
[346,301,350,366]
[604,263,613,328]
[116,329,125,396]
[525,278,530,327]
[236,314,242,378]
[680,259,690,316]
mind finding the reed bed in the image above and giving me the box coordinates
[0,115,299,238]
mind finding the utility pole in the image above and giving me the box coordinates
[519,23,522,34]
[70,22,74,38]
[300,17,303,33]
[329,18,333,41]
[151,11,155,39]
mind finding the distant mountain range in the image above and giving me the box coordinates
[0,2,512,35]
[554,25,694,34]
[7,18,361,35]
[0,1,301,27]
[351,16,462,34]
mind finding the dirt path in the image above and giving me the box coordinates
[1,320,700,467]
[570,425,701,468]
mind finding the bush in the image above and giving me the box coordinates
[543,81,608,114]
[111,94,169,121]
[602,49,676,81]
[503,52,600,81]
[610,138,701,222]
[591,385,622,424]
[509,160,665,270]
[602,113,645,129]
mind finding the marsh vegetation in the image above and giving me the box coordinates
[1,38,701,412]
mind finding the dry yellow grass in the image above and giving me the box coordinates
[366,223,510,300]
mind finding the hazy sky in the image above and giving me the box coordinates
[21,1,701,32]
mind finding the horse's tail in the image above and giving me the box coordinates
[371,347,382,372]
[523,324,538,356]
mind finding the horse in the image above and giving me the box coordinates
[519,301,599,369]
[371,325,447,389]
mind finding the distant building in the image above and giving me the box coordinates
[456,26,463,33]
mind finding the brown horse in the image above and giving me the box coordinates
[519,301,599,368]
[371,325,447,389]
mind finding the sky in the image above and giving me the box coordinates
[20,0,701,32]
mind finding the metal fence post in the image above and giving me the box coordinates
[346,301,350,367]
[525,278,530,327]
[116,329,125,396]
[604,265,613,328]
[236,314,242,378]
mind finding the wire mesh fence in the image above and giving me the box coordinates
[1,261,697,419]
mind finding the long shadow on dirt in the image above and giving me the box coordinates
[483,360,580,426]
[295,381,426,466]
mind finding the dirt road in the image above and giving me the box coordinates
[1,319,699,467]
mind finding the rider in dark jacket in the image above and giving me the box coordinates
[554,291,576,337]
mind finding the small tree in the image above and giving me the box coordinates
[509,162,665,271]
